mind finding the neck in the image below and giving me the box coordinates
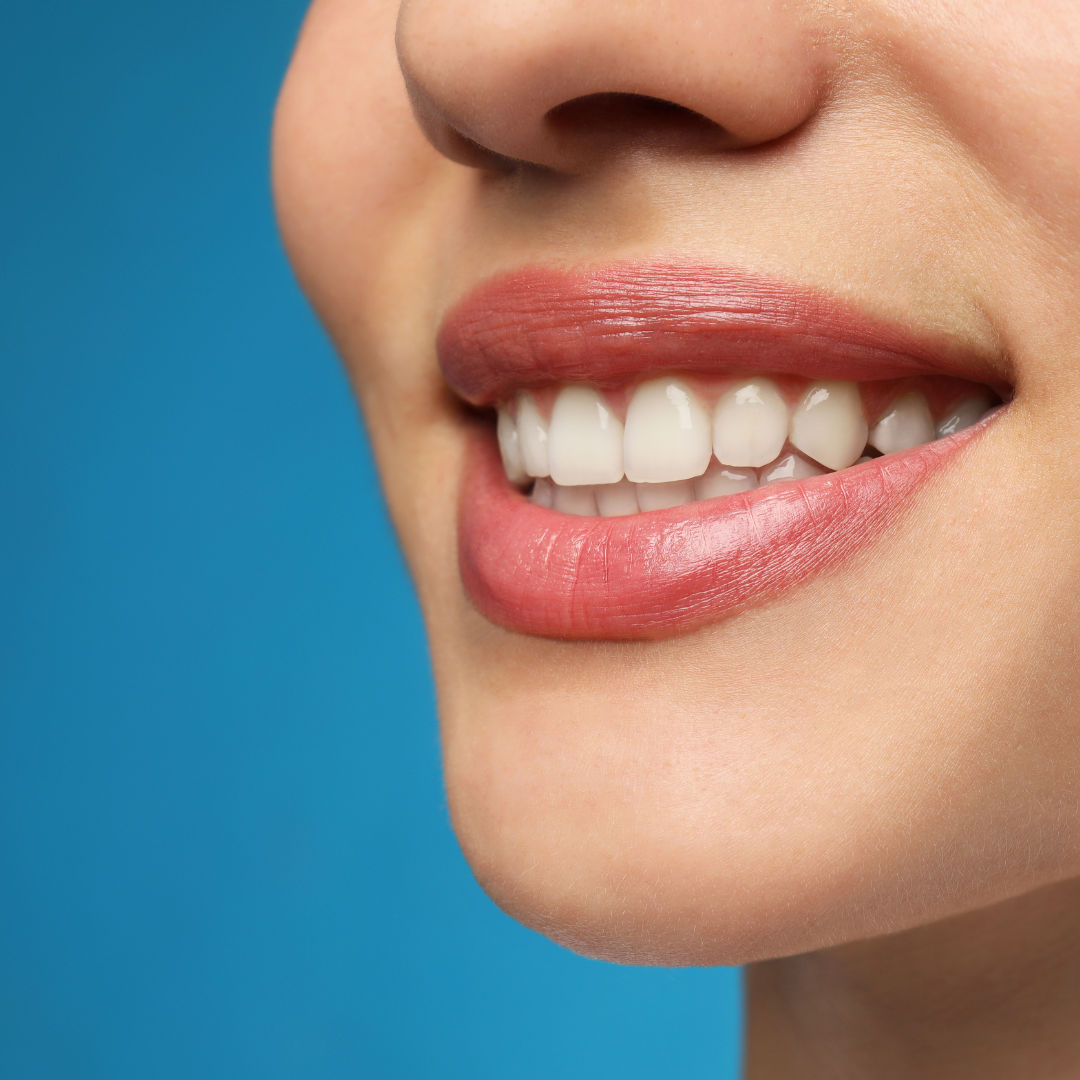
[744,878,1080,1079]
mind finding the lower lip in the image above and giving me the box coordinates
[458,416,994,640]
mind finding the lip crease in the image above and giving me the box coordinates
[445,262,1004,639]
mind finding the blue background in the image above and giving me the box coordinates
[0,1,742,1076]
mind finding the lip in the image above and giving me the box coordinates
[437,262,1008,405]
[460,419,992,640]
[445,262,1004,639]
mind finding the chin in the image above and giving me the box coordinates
[429,455,1079,969]
[445,712,1073,968]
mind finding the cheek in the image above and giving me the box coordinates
[883,0,1080,237]
[273,0,473,553]
[272,0,450,368]
[433,427,1080,965]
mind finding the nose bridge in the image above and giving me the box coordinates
[397,0,833,170]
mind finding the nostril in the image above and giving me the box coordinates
[547,92,721,132]
[398,0,830,171]
[545,93,733,155]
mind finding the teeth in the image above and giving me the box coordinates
[595,479,640,517]
[497,406,528,484]
[789,380,868,471]
[694,460,757,500]
[936,392,993,437]
[507,374,996,510]
[529,477,554,508]
[712,378,789,468]
[636,480,695,511]
[623,378,712,483]
[548,385,625,486]
[868,391,935,454]
[759,452,828,486]
[516,392,550,477]
[552,484,598,516]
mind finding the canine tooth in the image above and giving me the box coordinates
[497,406,528,483]
[789,380,868,470]
[694,460,757,500]
[868,391,935,454]
[759,452,828,486]
[548,385,624,486]
[624,378,712,483]
[530,477,554,508]
[936,392,993,437]
[516,392,550,477]
[713,378,789,467]
[636,480,695,511]
[553,484,598,516]
[595,479,640,517]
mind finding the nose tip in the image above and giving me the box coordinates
[397,0,832,172]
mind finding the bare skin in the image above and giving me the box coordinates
[747,880,1080,1078]
[273,1,1080,1074]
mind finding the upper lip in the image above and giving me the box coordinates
[437,261,1009,404]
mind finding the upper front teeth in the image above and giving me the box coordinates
[788,380,869,471]
[496,377,998,508]
[548,385,625,486]
[623,377,713,483]
[712,378,789,468]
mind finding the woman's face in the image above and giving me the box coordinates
[274,0,1080,964]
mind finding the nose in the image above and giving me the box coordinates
[396,0,833,172]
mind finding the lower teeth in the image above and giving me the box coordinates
[525,410,992,517]
[531,449,832,516]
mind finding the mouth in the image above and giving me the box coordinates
[441,263,1007,639]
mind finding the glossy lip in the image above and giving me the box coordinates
[445,262,1006,639]
[437,262,1009,405]
[460,418,993,640]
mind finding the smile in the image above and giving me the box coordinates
[443,263,1007,639]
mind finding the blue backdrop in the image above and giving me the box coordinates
[0,1,742,1076]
